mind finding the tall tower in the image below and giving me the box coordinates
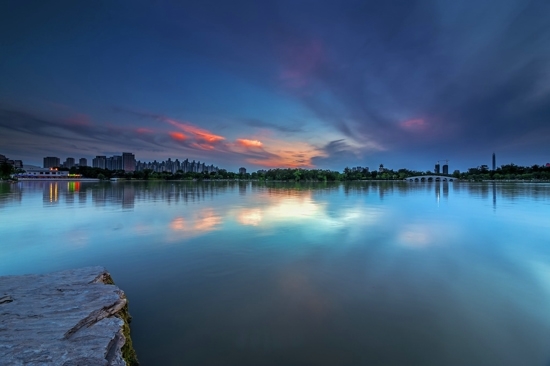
[442,160,449,175]
[492,153,496,171]
[434,161,440,174]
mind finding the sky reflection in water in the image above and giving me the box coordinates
[1,181,550,365]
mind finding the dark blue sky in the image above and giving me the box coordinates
[1,0,549,171]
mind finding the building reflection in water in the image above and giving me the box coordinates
[0,183,23,207]
[491,182,497,209]
[43,182,59,205]
[122,185,135,210]
[17,180,550,215]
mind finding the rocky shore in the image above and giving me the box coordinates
[0,266,138,365]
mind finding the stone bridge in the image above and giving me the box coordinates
[404,175,456,182]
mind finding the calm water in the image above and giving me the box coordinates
[1,181,550,365]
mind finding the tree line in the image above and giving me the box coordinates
[3,162,549,182]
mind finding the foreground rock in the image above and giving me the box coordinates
[0,266,138,366]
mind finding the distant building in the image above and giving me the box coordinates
[64,157,75,169]
[443,160,449,174]
[79,158,87,167]
[492,153,496,171]
[43,157,60,168]
[106,155,122,170]
[434,162,440,174]
[122,152,136,172]
[379,164,384,173]
[15,167,69,178]
[92,156,107,169]
[1,154,23,168]
[239,167,247,174]
[135,157,219,174]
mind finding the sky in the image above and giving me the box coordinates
[1,0,549,172]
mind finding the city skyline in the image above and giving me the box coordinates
[3,150,550,175]
[1,1,549,171]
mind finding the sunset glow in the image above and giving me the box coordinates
[237,139,263,148]
[167,119,225,143]
[169,131,187,141]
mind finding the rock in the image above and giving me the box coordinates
[0,266,138,366]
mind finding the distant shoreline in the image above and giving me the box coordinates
[14,178,100,182]
[4,178,549,183]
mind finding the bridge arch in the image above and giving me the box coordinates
[405,175,455,182]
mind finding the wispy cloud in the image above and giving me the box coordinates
[244,118,304,133]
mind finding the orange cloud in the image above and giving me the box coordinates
[169,131,187,141]
[242,138,319,168]
[237,138,263,148]
[167,119,225,143]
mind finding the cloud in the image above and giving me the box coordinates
[166,119,225,144]
[112,107,321,169]
[169,131,187,141]
[2,1,549,170]
[237,138,263,148]
[278,39,324,90]
[401,119,426,130]
[244,118,303,133]
[147,0,550,167]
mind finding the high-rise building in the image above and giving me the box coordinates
[64,157,75,169]
[92,156,107,169]
[106,155,122,170]
[79,158,87,167]
[122,152,136,172]
[442,163,448,175]
[239,167,247,174]
[492,153,496,171]
[434,162,440,174]
[44,156,60,168]
[0,154,6,164]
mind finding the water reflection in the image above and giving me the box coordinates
[237,208,262,226]
[169,208,222,240]
[1,181,550,365]
[493,182,497,209]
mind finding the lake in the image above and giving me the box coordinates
[1,181,550,365]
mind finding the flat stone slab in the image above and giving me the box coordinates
[0,266,137,366]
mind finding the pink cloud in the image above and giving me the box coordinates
[400,118,427,130]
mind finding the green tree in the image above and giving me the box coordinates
[1,162,14,178]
